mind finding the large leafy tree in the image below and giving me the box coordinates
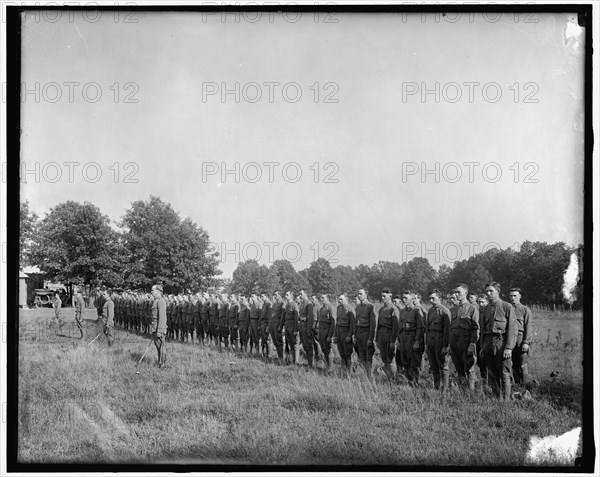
[231,259,279,295]
[269,259,308,293]
[19,200,39,267]
[332,265,361,297]
[399,257,436,296]
[306,258,336,295]
[29,201,125,286]
[121,196,220,293]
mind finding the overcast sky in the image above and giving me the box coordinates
[20,10,585,278]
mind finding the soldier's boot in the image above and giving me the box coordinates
[441,370,450,391]
[383,363,392,379]
[521,364,530,387]
[324,354,331,370]
[502,376,512,401]
[468,375,477,391]
[410,368,419,386]
[78,327,85,340]
[294,346,300,364]
[433,372,441,390]
[366,360,373,380]
[307,349,314,368]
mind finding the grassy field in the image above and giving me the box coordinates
[16,306,585,466]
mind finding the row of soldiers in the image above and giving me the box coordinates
[97,281,532,400]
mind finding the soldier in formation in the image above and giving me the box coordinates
[97,280,533,399]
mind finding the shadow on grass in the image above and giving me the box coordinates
[535,377,582,413]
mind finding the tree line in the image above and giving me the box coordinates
[19,197,583,306]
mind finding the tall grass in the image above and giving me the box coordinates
[17,308,583,465]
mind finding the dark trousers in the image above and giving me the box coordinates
[426,332,450,389]
[154,332,166,365]
[269,321,284,358]
[239,325,249,349]
[377,328,395,370]
[356,327,375,365]
[260,323,270,355]
[449,332,477,386]
[284,323,297,362]
[336,327,353,370]
[219,321,229,347]
[229,324,238,347]
[396,331,422,383]
[512,333,530,385]
[318,324,332,365]
[482,334,513,398]
[299,322,314,366]
[249,321,260,350]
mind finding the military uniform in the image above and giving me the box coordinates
[239,304,251,352]
[449,301,479,389]
[193,298,203,344]
[182,299,193,342]
[74,295,85,339]
[152,295,168,366]
[317,301,336,368]
[355,300,376,377]
[269,300,284,359]
[201,298,210,345]
[376,303,399,378]
[227,302,239,349]
[209,300,219,345]
[335,303,356,372]
[260,299,272,357]
[299,298,315,367]
[396,305,425,384]
[282,301,299,363]
[425,303,452,390]
[219,301,230,348]
[477,304,487,380]
[249,302,261,353]
[166,297,174,340]
[512,302,533,385]
[102,296,115,346]
[311,301,322,361]
[480,299,517,399]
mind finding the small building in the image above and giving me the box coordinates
[20,266,45,307]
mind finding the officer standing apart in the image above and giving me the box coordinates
[101,287,115,346]
[151,284,167,367]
